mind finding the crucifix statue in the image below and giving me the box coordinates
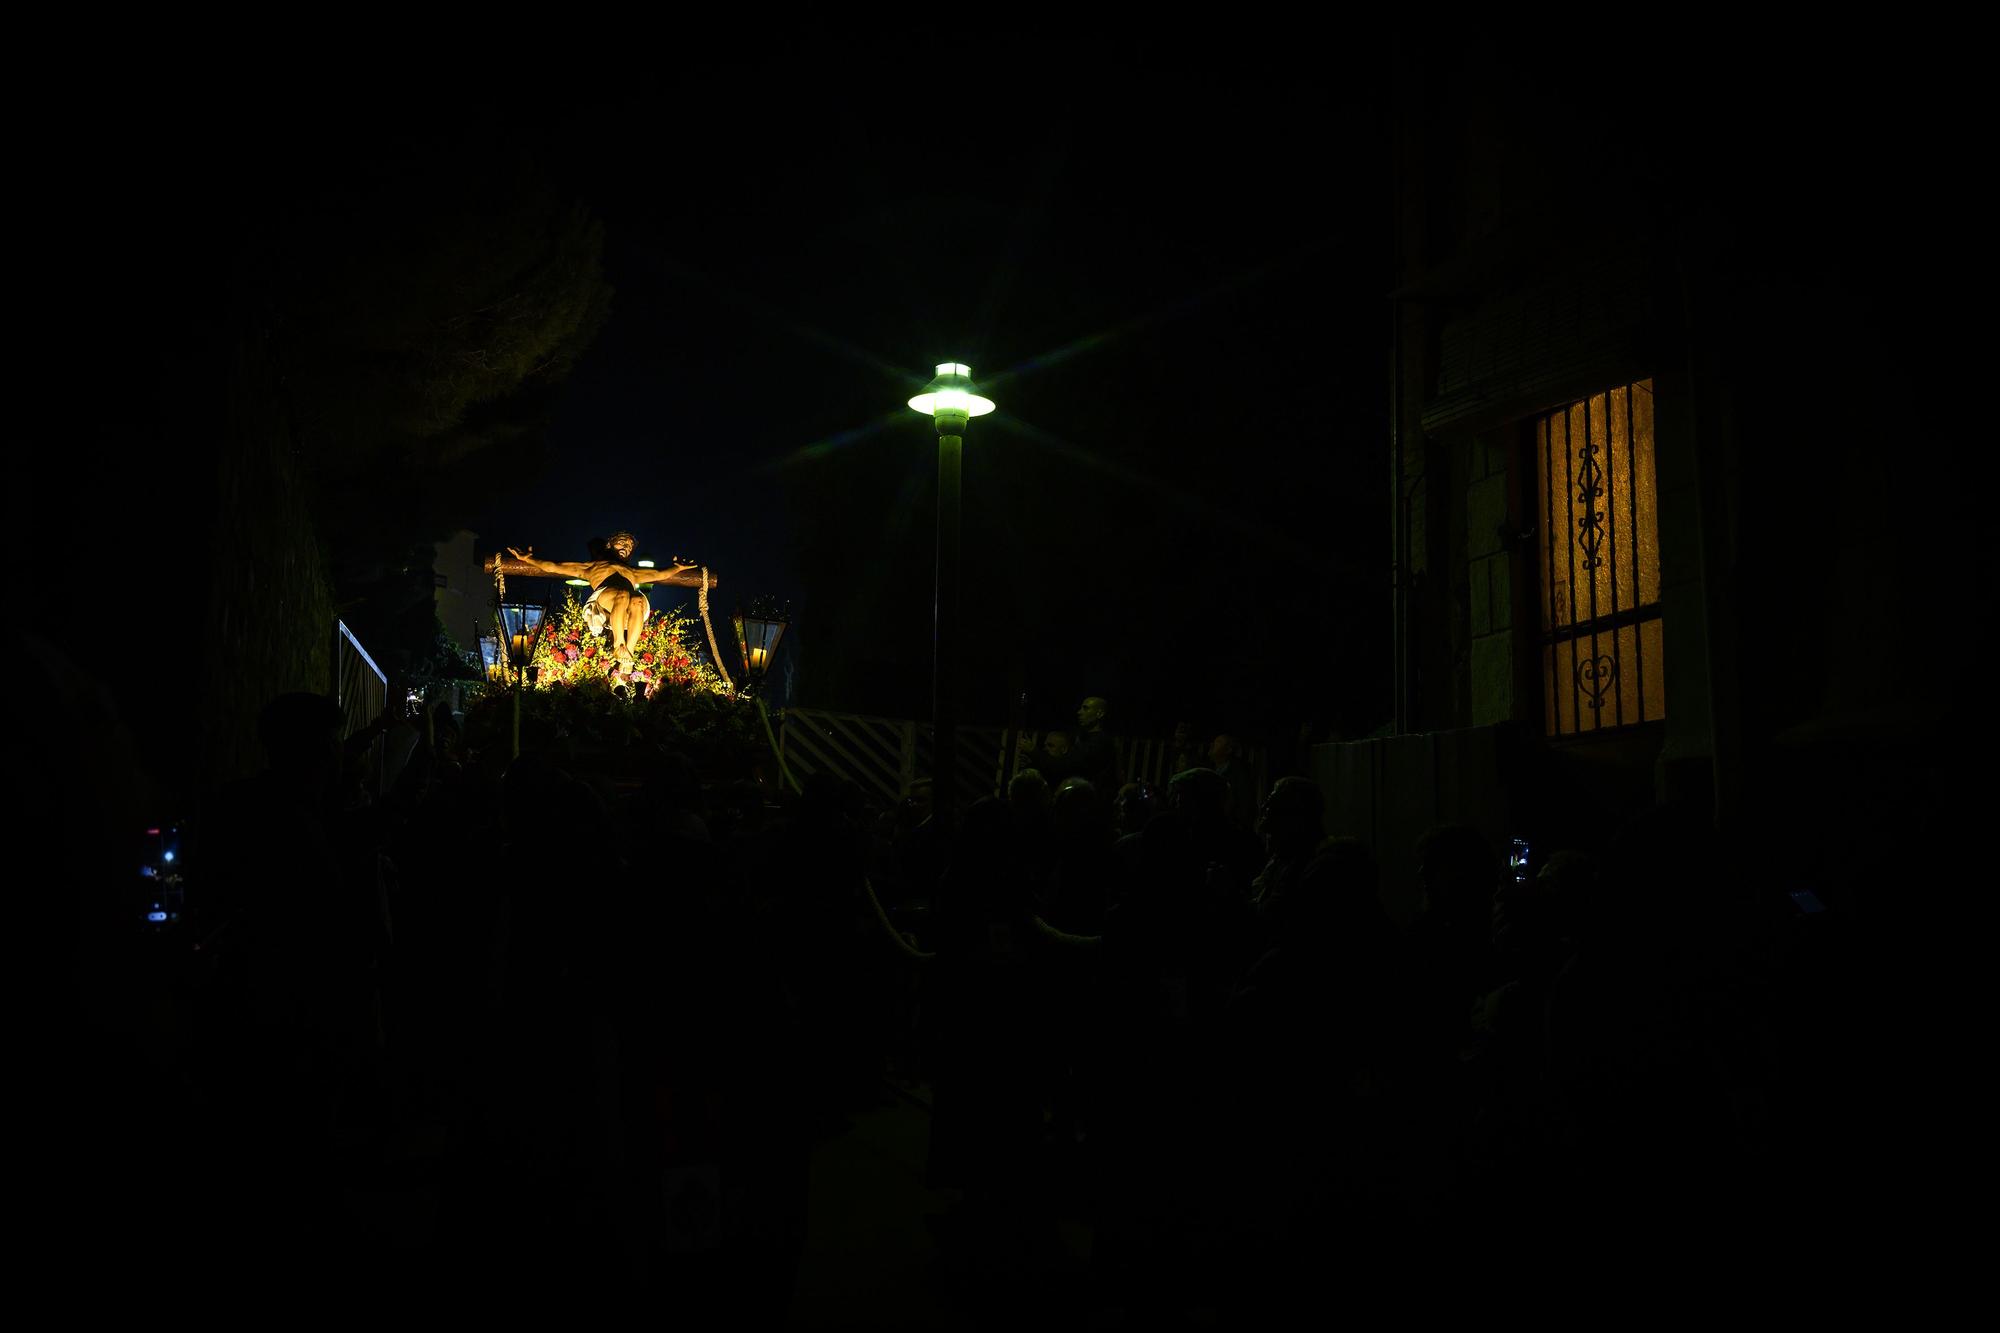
[486,531,715,673]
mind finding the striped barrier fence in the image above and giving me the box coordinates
[776,709,1266,811]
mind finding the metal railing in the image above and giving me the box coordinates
[777,708,1264,809]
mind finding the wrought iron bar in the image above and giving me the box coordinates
[1563,406,1582,730]
[1600,390,1616,728]
[1584,398,1606,723]
[1543,415,1561,734]
[1629,381,1646,721]
[1600,392,1616,728]
[1538,603,1662,639]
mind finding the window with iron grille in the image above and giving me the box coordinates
[1536,378,1664,735]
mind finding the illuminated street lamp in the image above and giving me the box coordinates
[906,362,996,424]
[907,362,995,825]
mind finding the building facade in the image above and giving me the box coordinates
[1315,36,1962,922]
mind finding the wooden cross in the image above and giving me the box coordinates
[482,554,721,590]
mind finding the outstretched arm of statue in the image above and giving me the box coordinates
[630,561,699,587]
[504,546,592,579]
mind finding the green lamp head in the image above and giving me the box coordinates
[907,362,995,434]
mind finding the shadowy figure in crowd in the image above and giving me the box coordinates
[1112,780,1156,841]
[591,750,809,1317]
[1371,823,1499,1234]
[197,691,396,1292]
[65,654,1851,1325]
[1106,767,1262,1014]
[1207,733,1258,829]
[1215,833,1403,1306]
[29,626,199,1294]
[1245,776,1326,960]
[1021,695,1117,793]
[1092,766,1261,1314]
[1407,824,1500,1063]
[419,749,615,1301]
[925,798,1050,1263]
[1036,778,1116,1174]
[1008,766,1055,893]
[885,777,943,922]
[765,771,877,1131]
[1539,803,1756,1258]
[1455,846,1594,1235]
[1045,779,1114,935]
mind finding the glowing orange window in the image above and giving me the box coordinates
[1536,379,1665,735]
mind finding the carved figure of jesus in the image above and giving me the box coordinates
[505,531,695,672]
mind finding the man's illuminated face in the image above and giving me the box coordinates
[609,534,635,560]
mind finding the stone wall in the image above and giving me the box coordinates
[1464,430,1516,728]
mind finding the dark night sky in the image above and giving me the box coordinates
[25,33,1980,813]
[25,54,1394,755]
[462,65,1393,738]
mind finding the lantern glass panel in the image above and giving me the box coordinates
[735,614,789,678]
[499,603,548,666]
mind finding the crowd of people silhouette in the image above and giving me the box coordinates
[44,684,1853,1324]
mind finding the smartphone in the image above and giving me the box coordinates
[141,823,186,929]
[1789,889,1827,915]
[1508,837,1532,884]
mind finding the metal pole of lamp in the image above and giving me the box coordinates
[907,363,994,829]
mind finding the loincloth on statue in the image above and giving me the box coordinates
[583,584,650,644]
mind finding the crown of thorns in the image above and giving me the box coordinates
[607,530,637,545]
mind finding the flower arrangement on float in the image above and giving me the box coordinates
[527,593,730,696]
[458,592,762,779]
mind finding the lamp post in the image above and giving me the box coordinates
[907,362,995,826]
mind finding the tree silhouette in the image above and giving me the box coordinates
[255,128,615,686]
